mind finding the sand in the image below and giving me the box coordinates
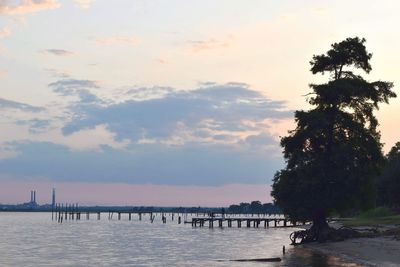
[306,236,400,267]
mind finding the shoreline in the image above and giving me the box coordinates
[290,222,400,266]
[303,236,400,267]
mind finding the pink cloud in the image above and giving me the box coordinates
[0,0,60,15]
[190,37,232,53]
[156,58,168,64]
[0,69,7,78]
[0,26,11,38]
[0,180,272,206]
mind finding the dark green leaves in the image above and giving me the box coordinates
[310,37,372,79]
[272,37,396,221]
[377,143,400,207]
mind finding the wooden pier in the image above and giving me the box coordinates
[51,203,302,228]
[52,203,189,224]
[188,217,302,228]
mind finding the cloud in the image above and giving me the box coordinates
[0,82,290,186]
[125,86,174,101]
[0,143,18,160]
[49,79,105,108]
[73,0,93,9]
[0,26,11,38]
[0,141,283,185]
[16,119,51,134]
[156,58,168,64]
[49,79,99,93]
[55,82,291,143]
[41,49,74,56]
[49,78,100,101]
[43,68,70,78]
[0,0,60,15]
[0,97,45,112]
[241,133,279,151]
[94,36,141,46]
[189,37,232,53]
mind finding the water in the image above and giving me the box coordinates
[0,213,362,266]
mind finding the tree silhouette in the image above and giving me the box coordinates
[377,142,400,207]
[271,37,396,242]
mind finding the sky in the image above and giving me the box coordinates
[0,0,400,206]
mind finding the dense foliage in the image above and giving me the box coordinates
[271,37,396,224]
[377,142,400,208]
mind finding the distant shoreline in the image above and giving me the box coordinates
[0,207,283,215]
[0,202,283,215]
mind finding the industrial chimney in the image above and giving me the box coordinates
[52,188,56,207]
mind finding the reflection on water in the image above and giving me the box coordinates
[283,247,365,267]
[0,212,363,267]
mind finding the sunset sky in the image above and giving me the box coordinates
[1,0,399,206]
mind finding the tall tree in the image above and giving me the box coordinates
[271,37,396,242]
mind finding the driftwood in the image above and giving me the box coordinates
[217,257,281,262]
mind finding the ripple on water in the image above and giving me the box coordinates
[0,213,363,267]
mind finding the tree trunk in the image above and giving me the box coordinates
[306,209,332,242]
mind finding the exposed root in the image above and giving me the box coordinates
[290,225,378,245]
[381,227,400,241]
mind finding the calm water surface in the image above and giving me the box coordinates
[0,213,362,267]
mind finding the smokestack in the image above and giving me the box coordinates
[30,190,33,202]
[52,188,56,207]
[33,190,36,203]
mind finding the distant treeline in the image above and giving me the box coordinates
[227,201,282,214]
[76,206,223,213]
[0,202,282,214]
[0,205,223,213]
[377,142,400,209]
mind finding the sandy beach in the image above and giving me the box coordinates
[305,236,400,267]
